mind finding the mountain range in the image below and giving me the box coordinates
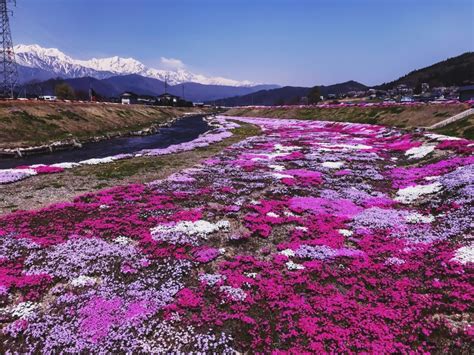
[14,44,257,87]
[208,81,368,106]
[21,75,278,103]
[14,44,473,105]
[211,52,474,106]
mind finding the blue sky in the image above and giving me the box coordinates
[11,0,474,86]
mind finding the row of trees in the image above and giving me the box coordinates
[55,83,97,101]
[273,86,321,106]
[54,83,76,100]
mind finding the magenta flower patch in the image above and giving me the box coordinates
[0,115,472,353]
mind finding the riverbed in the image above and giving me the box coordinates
[0,115,211,169]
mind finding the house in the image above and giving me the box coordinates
[39,95,57,101]
[400,96,414,103]
[156,93,180,106]
[458,85,474,102]
[120,92,138,105]
[137,95,157,105]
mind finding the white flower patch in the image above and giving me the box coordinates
[50,162,80,169]
[405,145,436,160]
[269,164,285,171]
[405,212,435,224]
[151,219,229,244]
[219,286,247,301]
[424,133,462,141]
[272,172,294,180]
[113,235,133,245]
[215,220,231,229]
[10,302,38,318]
[280,249,296,257]
[199,273,226,286]
[266,212,280,218]
[295,226,308,231]
[274,144,300,152]
[451,245,474,264]
[395,182,443,204]
[0,168,37,184]
[385,257,406,265]
[70,275,97,287]
[245,272,258,279]
[322,161,344,169]
[79,156,117,165]
[424,176,440,181]
[252,153,287,161]
[317,143,372,151]
[286,260,305,270]
[338,229,353,237]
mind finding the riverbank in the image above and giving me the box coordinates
[224,103,470,130]
[0,121,261,214]
[0,100,211,148]
[0,115,212,169]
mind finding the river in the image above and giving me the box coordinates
[0,115,211,169]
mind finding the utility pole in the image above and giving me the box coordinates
[0,0,18,98]
[164,73,169,94]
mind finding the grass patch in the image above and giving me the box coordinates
[93,159,166,180]
[433,114,474,140]
[74,122,261,182]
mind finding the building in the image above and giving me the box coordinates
[39,95,57,101]
[421,83,430,93]
[137,95,157,105]
[459,85,474,102]
[156,93,180,106]
[120,92,138,105]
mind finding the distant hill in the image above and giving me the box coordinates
[211,81,367,106]
[376,52,474,90]
[212,53,473,106]
[20,74,279,102]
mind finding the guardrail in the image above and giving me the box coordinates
[427,108,474,129]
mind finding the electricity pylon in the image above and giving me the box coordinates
[0,0,17,98]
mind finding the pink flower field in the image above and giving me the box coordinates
[0,116,473,352]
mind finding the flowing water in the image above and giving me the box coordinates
[0,115,211,169]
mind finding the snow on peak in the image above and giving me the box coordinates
[13,43,255,86]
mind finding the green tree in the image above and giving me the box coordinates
[55,83,75,100]
[308,86,321,104]
[413,82,422,95]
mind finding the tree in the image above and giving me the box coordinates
[55,83,75,100]
[413,82,422,95]
[308,86,321,104]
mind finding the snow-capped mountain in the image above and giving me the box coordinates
[14,44,255,86]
